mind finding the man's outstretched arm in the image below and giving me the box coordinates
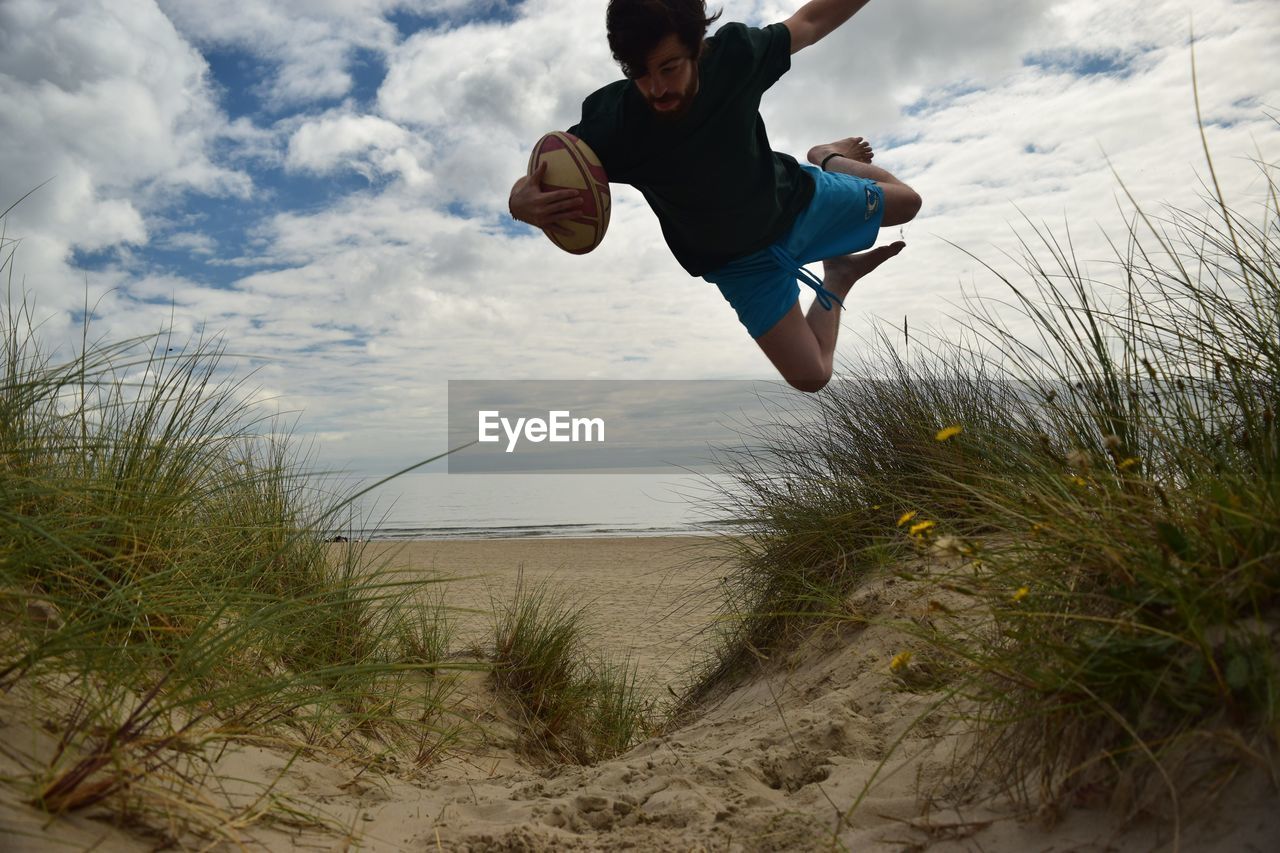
[783,0,873,54]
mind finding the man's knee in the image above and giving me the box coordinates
[903,186,922,220]
[882,184,922,227]
[784,370,831,394]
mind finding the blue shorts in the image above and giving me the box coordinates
[703,165,885,338]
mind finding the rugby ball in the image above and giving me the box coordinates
[527,131,610,254]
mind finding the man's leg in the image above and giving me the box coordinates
[748,137,918,392]
[755,241,905,392]
[807,138,922,227]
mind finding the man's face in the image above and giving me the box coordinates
[632,33,699,121]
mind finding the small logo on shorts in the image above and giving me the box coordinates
[865,187,880,221]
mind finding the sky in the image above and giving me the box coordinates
[2,0,1278,476]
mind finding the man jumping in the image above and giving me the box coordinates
[508,0,921,392]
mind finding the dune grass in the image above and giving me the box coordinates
[491,571,653,763]
[0,218,647,846]
[690,141,1279,824]
[0,263,464,841]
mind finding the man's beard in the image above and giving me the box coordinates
[644,70,699,122]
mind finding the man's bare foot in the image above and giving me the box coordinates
[821,241,905,299]
[807,136,874,168]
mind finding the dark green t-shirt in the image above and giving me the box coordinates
[567,22,814,277]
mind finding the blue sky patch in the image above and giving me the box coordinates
[495,217,533,239]
[68,4,539,297]
[68,246,119,274]
[1023,47,1144,79]
[880,132,923,151]
[347,47,388,109]
[203,46,278,119]
[388,0,525,39]
[268,168,385,215]
[902,84,984,117]
[1023,142,1059,155]
[70,158,380,292]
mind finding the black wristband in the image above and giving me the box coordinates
[820,152,843,171]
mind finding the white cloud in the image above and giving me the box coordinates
[157,0,390,107]
[377,0,619,210]
[156,0,506,109]
[285,111,433,186]
[158,231,218,256]
[0,0,249,320]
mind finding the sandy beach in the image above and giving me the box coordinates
[363,535,732,693]
[5,535,1277,852]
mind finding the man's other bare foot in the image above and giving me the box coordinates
[807,137,874,168]
[821,241,905,300]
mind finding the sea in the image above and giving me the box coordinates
[323,471,748,540]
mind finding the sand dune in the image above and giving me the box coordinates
[4,536,1276,852]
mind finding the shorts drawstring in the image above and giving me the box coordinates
[768,245,844,311]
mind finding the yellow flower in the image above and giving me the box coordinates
[935,424,963,442]
[909,520,936,537]
[1012,586,1029,602]
[1118,457,1139,470]
[1068,474,1088,487]
[897,510,918,527]
[890,651,913,672]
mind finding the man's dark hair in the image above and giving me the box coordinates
[606,0,722,79]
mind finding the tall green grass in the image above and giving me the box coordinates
[0,244,462,840]
[692,141,1278,824]
[491,571,653,763]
